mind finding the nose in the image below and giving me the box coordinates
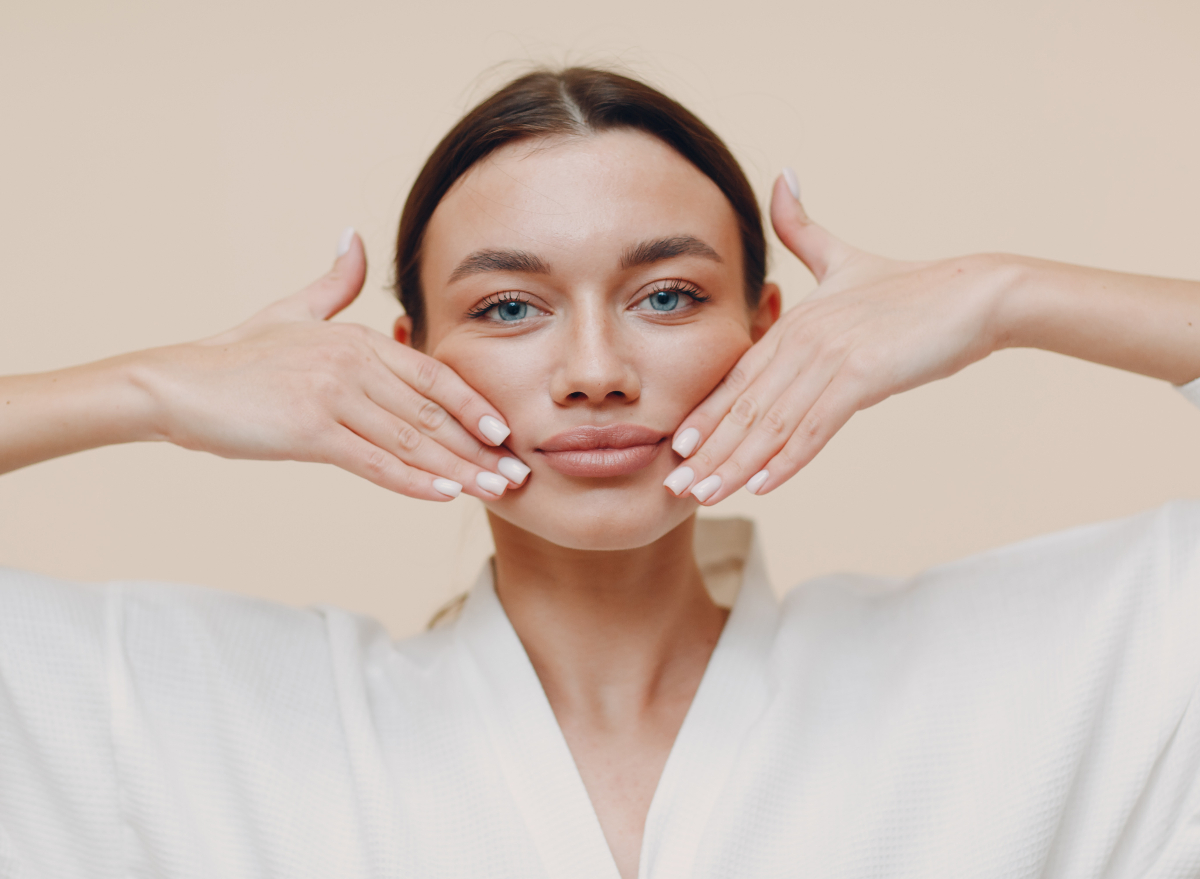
[549,309,641,406]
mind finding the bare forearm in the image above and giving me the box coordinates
[994,254,1200,385]
[0,353,160,475]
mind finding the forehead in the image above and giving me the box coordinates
[421,129,742,285]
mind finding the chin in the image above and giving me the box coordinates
[485,479,697,551]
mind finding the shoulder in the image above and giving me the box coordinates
[776,500,1200,677]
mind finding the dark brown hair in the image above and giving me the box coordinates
[393,67,766,347]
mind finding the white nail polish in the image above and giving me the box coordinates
[497,457,530,485]
[745,470,770,495]
[782,167,800,201]
[478,415,511,446]
[336,226,355,257]
[476,471,508,495]
[672,427,700,458]
[691,474,722,503]
[663,465,695,496]
[433,478,462,498]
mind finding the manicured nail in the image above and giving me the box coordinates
[497,457,530,485]
[691,474,722,503]
[782,168,800,202]
[663,465,695,496]
[478,415,510,446]
[433,478,462,498]
[336,226,355,257]
[745,470,769,495]
[475,471,508,495]
[672,427,700,458]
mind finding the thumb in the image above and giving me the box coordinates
[300,227,367,320]
[266,227,368,323]
[769,171,852,283]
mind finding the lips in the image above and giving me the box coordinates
[536,424,667,477]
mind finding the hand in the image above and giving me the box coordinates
[666,175,1008,504]
[138,230,528,502]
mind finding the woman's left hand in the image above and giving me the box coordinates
[667,174,1012,504]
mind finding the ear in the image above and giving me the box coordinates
[393,314,414,346]
[750,282,782,343]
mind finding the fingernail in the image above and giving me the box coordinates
[745,470,770,495]
[497,457,530,485]
[478,415,510,446]
[476,471,508,496]
[672,427,700,458]
[433,478,462,498]
[336,226,355,258]
[782,168,800,202]
[663,465,695,496]
[691,474,722,503]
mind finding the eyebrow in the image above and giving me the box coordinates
[448,249,551,282]
[620,235,723,270]
[448,234,722,283]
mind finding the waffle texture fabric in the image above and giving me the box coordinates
[2,501,1199,878]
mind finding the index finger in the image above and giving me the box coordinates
[669,329,780,458]
[364,330,512,447]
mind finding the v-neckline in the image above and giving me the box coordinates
[452,531,780,879]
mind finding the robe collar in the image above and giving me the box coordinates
[452,517,780,879]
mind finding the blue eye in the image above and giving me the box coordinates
[497,300,528,321]
[648,290,680,311]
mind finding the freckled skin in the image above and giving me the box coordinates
[418,130,766,550]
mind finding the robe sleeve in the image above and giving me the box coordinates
[0,569,124,879]
[1176,376,1200,409]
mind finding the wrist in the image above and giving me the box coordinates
[974,252,1042,353]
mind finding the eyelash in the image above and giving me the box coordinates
[466,290,530,319]
[465,282,711,320]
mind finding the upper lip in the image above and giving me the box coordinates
[537,423,666,452]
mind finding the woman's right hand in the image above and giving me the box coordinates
[131,230,527,501]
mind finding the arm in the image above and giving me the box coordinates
[0,231,528,501]
[668,175,1200,504]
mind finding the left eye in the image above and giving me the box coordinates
[646,290,680,311]
[495,301,529,321]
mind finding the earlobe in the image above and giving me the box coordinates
[393,315,413,346]
[750,283,782,342]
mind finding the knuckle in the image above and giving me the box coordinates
[720,365,749,393]
[691,448,717,471]
[760,406,789,437]
[413,356,442,395]
[729,394,758,428]
[394,422,422,452]
[417,400,449,432]
[362,447,391,480]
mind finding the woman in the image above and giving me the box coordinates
[2,68,1198,878]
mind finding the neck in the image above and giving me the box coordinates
[487,512,727,724]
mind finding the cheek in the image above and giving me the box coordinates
[430,335,545,420]
[640,317,752,418]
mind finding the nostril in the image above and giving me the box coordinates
[567,391,587,400]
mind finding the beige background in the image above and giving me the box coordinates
[1,0,1198,637]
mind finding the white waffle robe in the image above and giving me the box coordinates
[2,378,1200,878]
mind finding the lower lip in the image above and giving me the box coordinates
[538,441,663,477]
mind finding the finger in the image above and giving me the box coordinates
[267,227,368,323]
[322,425,462,502]
[339,400,517,501]
[769,173,853,283]
[681,338,830,494]
[364,332,514,448]
[668,329,783,459]
[734,378,861,500]
[357,356,517,474]
[681,349,842,504]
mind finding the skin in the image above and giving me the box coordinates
[1,116,1198,879]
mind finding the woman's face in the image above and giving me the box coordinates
[413,129,778,550]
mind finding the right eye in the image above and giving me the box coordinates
[466,292,544,323]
